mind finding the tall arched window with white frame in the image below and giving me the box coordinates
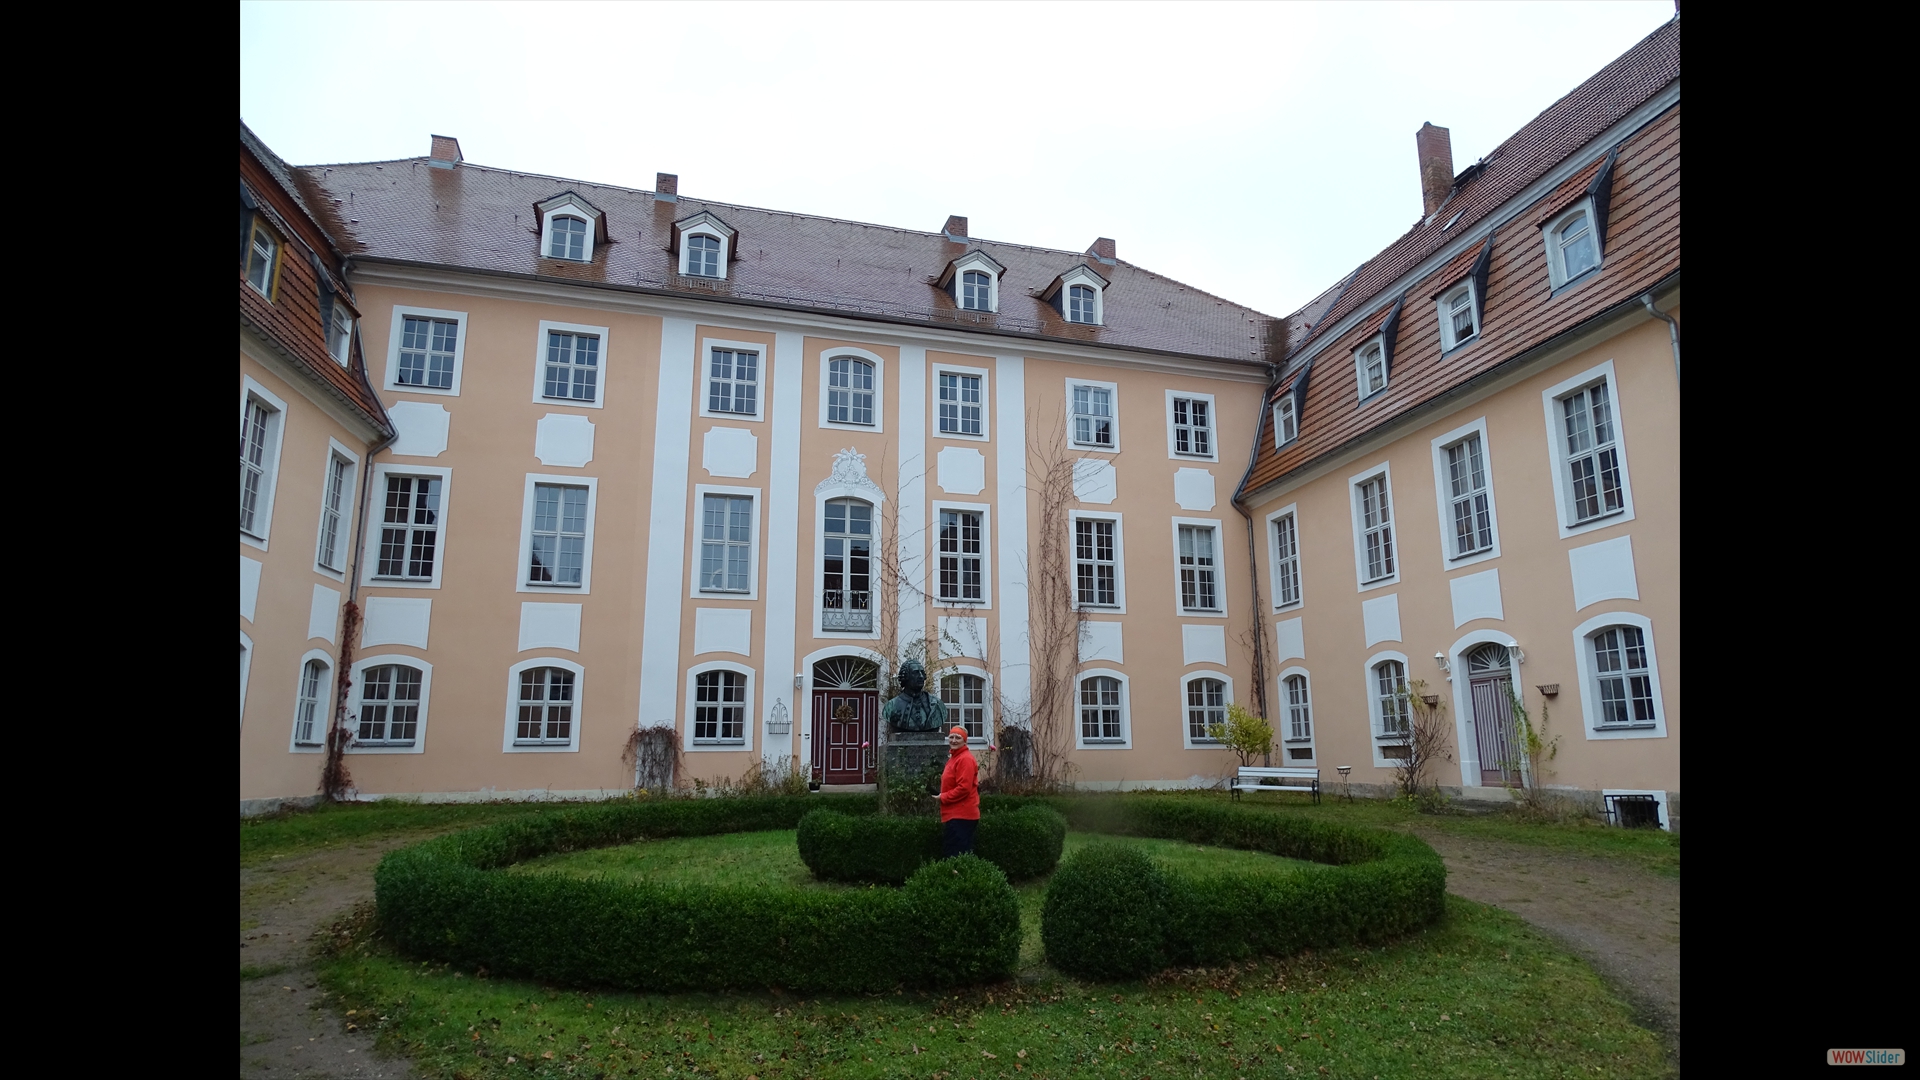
[827,357,875,425]
[1557,210,1596,280]
[822,498,873,631]
[293,658,328,746]
[693,669,747,743]
[358,664,423,745]
[687,234,721,277]
[961,270,992,311]
[1285,674,1311,743]
[1374,660,1410,742]
[516,666,576,744]
[1079,675,1124,743]
[1186,677,1227,742]
[547,215,587,260]
[940,673,987,739]
[1590,625,1657,727]
[1068,284,1097,323]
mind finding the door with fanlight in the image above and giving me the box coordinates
[1467,644,1522,787]
[810,657,878,785]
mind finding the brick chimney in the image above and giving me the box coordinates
[428,134,462,169]
[1416,123,1453,217]
[943,215,968,241]
[1086,237,1117,264]
[656,173,678,203]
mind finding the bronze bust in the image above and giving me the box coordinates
[882,659,948,733]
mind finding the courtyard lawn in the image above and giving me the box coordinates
[241,799,582,866]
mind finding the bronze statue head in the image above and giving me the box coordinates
[898,658,926,694]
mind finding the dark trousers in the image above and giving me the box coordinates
[942,817,978,858]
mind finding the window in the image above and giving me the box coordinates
[828,357,875,425]
[1283,673,1314,757]
[293,658,327,746]
[1079,675,1124,743]
[822,497,873,631]
[1170,396,1212,457]
[547,215,587,261]
[941,673,987,739]
[516,667,576,744]
[1544,201,1602,288]
[699,493,753,593]
[544,330,600,402]
[687,234,721,277]
[316,451,353,572]
[1273,395,1298,447]
[1560,381,1622,524]
[376,475,443,581]
[1177,524,1220,612]
[239,396,277,537]
[1439,283,1478,351]
[1349,467,1398,587]
[693,669,747,742]
[1071,383,1114,448]
[1185,677,1226,743]
[357,664,422,745]
[1075,518,1118,607]
[708,347,759,415]
[1591,626,1656,727]
[937,509,984,603]
[244,218,279,299]
[1068,284,1097,323]
[398,315,459,390]
[529,484,589,587]
[961,270,992,311]
[327,302,354,364]
[1374,659,1410,742]
[1271,511,1301,608]
[1357,341,1386,398]
[938,371,983,436]
[1445,435,1494,557]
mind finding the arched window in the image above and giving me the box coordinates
[1590,626,1656,726]
[1285,674,1311,742]
[1373,660,1409,739]
[827,357,875,425]
[693,669,747,743]
[1186,677,1226,742]
[687,234,721,277]
[1068,284,1097,323]
[1079,676,1124,742]
[547,215,587,260]
[941,673,987,739]
[961,270,991,311]
[293,658,328,746]
[1440,283,1478,350]
[1359,341,1386,397]
[358,664,423,745]
[822,498,873,631]
[1557,211,1596,280]
[516,666,576,744]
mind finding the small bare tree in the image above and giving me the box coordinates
[1390,678,1455,807]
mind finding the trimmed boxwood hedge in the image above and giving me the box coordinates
[373,796,1021,993]
[796,804,1067,884]
[1032,796,1446,979]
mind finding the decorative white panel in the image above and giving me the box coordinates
[239,556,262,622]
[362,597,432,649]
[1274,616,1305,663]
[534,413,595,468]
[1181,624,1227,666]
[702,426,758,478]
[307,584,341,643]
[937,446,986,495]
[1072,459,1117,504]
[693,607,753,656]
[1078,620,1124,663]
[937,615,988,658]
[1449,568,1504,627]
[1173,468,1217,511]
[387,401,450,458]
[1569,535,1639,610]
[518,602,582,652]
[1362,593,1401,647]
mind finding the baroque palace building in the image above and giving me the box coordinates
[240,17,1679,821]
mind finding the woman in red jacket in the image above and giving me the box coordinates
[939,725,980,857]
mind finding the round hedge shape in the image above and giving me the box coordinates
[1040,842,1170,979]
[797,805,1066,885]
[373,795,1022,994]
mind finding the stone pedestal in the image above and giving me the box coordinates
[883,730,948,784]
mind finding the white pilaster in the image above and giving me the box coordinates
[897,345,927,664]
[637,317,697,739]
[763,330,804,767]
[994,352,1031,717]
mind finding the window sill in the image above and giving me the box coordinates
[292,741,323,749]
[528,582,584,590]
[1569,507,1627,529]
[1081,738,1126,745]
[1171,450,1217,460]
[389,383,458,395]
[1181,609,1225,616]
[514,740,574,747]
[541,395,601,407]
[937,599,988,607]
[693,740,747,746]
[1283,737,1314,744]
[1074,603,1122,611]
[699,590,752,597]
[371,576,434,585]
[1593,722,1657,731]
[355,741,416,749]
[1447,546,1495,562]
[935,430,989,441]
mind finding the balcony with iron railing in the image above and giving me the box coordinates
[822,590,872,632]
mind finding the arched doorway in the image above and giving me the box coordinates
[811,657,878,785]
[1467,644,1522,787]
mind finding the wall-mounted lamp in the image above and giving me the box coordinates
[1433,652,1450,673]
[794,673,804,689]
[1508,643,1525,664]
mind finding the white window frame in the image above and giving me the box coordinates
[1068,510,1127,613]
[312,438,360,580]
[1074,668,1131,749]
[1573,611,1668,741]
[1428,417,1503,570]
[1540,359,1636,539]
[812,484,884,639]
[345,654,432,754]
[1277,666,1317,764]
[1363,650,1412,768]
[361,463,453,590]
[938,665,994,745]
[327,301,356,366]
[951,253,1000,312]
[1437,281,1479,353]
[1543,197,1602,291]
[238,375,288,550]
[1065,378,1120,453]
[515,474,600,595]
[1058,266,1106,325]
[1265,502,1303,611]
[684,660,755,752]
[819,346,887,432]
[1353,334,1389,402]
[1179,671,1235,750]
[544,213,592,262]
[502,656,585,753]
[677,222,732,279]
[529,319,610,409]
[1169,516,1229,618]
[1272,394,1298,449]
[244,216,281,299]
[1347,462,1400,592]
[384,305,469,397]
[932,500,992,609]
[1165,389,1219,461]
[697,336,768,422]
[288,648,333,753]
[690,484,760,600]
[932,362,990,441]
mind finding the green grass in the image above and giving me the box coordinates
[240,798,622,866]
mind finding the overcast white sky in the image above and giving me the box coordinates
[240,1,1673,317]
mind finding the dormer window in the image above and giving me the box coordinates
[1439,282,1478,351]
[327,302,354,365]
[672,211,737,281]
[936,250,1005,314]
[1544,199,1603,289]
[1274,395,1298,447]
[548,216,587,260]
[962,270,991,310]
[1068,285,1096,323]
[1040,264,1109,326]
[689,235,721,277]
[1355,337,1387,400]
[244,217,280,300]
[535,192,605,264]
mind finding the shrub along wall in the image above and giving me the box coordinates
[373,796,1021,994]
[797,805,1067,885]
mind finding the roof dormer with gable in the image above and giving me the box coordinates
[535,191,608,263]
[1039,263,1110,326]
[935,249,1006,313]
[669,210,738,279]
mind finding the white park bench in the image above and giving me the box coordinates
[1230,766,1321,804]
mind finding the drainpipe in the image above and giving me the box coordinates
[1640,293,1679,393]
[1230,363,1286,750]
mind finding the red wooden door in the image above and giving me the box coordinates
[813,689,877,784]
